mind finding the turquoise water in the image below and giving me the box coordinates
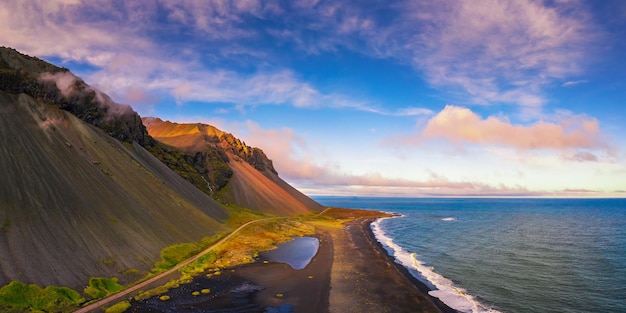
[314,197,626,313]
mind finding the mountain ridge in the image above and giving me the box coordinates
[143,117,323,215]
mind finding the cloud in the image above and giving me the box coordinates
[1,0,601,114]
[227,121,546,196]
[563,151,598,162]
[38,71,133,118]
[394,107,434,116]
[562,80,589,87]
[0,1,379,113]
[417,105,608,151]
[88,52,376,112]
[39,72,78,97]
[401,0,594,108]
[295,174,544,197]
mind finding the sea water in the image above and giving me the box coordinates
[314,197,626,313]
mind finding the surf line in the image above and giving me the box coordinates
[370,217,499,313]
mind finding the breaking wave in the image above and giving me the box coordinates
[371,217,500,313]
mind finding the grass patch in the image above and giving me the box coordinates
[179,251,217,279]
[83,277,124,299]
[153,242,200,272]
[210,218,314,269]
[104,301,131,313]
[0,280,84,312]
[134,279,181,301]
[223,204,271,228]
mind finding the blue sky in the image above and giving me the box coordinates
[2,0,625,197]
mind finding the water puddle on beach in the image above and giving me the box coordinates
[259,236,319,270]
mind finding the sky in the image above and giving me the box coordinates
[1,0,625,197]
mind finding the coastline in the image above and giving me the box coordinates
[127,214,457,313]
[359,218,459,313]
[329,218,457,313]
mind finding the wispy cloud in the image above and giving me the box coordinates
[0,0,600,113]
[401,0,595,109]
[394,107,434,116]
[1,0,387,114]
[39,72,78,97]
[562,80,589,87]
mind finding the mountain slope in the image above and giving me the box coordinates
[142,118,324,215]
[0,48,229,290]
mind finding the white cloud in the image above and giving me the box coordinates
[394,107,434,116]
[39,72,77,97]
[562,80,589,87]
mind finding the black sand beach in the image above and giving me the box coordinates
[127,217,456,313]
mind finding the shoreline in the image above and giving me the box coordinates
[360,217,459,313]
[127,214,457,313]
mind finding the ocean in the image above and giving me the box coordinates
[313,197,626,313]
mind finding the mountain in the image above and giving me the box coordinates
[0,46,324,295]
[0,47,234,290]
[142,118,324,215]
[0,46,324,296]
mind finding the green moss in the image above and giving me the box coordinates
[121,269,140,277]
[152,242,202,273]
[0,280,84,312]
[134,280,180,301]
[83,277,123,299]
[104,301,131,313]
[179,252,217,279]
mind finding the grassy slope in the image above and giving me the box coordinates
[0,91,227,290]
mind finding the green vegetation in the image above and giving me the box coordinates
[210,219,314,269]
[153,242,201,272]
[223,204,270,228]
[83,277,124,299]
[134,279,182,302]
[179,251,217,279]
[0,280,84,313]
[104,301,131,313]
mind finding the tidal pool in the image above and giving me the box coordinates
[260,236,319,270]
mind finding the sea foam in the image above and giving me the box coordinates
[371,217,500,313]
